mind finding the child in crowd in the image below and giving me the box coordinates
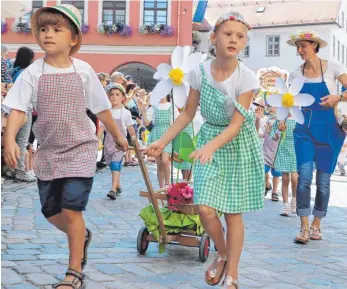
[139,95,179,188]
[271,118,298,216]
[146,11,264,289]
[2,5,127,289]
[97,83,135,200]
[258,105,281,201]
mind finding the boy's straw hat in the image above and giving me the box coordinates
[31,4,82,55]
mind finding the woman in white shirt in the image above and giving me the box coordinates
[286,31,347,244]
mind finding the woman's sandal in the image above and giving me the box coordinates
[205,254,227,286]
[221,276,239,289]
[309,227,322,240]
[107,190,117,200]
[271,192,279,202]
[264,184,272,196]
[293,228,310,244]
[81,228,92,270]
[52,268,85,289]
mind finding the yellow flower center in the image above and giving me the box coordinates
[282,93,295,108]
[168,68,184,86]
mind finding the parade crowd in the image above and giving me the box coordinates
[1,4,347,289]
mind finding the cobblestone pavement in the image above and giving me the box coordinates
[2,164,347,289]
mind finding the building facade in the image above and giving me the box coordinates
[203,0,347,89]
[2,0,193,90]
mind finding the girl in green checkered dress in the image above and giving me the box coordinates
[270,118,298,217]
[139,96,179,188]
[173,121,194,180]
[146,11,264,289]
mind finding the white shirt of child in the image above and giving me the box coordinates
[188,59,260,118]
[101,107,134,131]
[288,59,346,95]
[2,58,112,115]
[146,102,180,124]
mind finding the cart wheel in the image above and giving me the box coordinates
[137,227,149,255]
[214,226,225,251]
[199,233,210,262]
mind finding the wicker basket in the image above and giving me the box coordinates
[171,203,199,215]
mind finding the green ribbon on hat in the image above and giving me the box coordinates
[55,5,81,29]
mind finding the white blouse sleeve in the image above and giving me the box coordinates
[1,70,34,114]
[146,106,154,122]
[125,109,134,127]
[187,65,202,91]
[238,68,260,95]
[84,65,111,114]
[330,59,347,78]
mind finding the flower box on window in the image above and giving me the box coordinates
[12,21,31,34]
[139,24,174,37]
[97,22,132,37]
[1,21,7,34]
[81,24,89,34]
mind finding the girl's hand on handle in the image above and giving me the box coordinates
[278,121,287,132]
[189,144,215,165]
[4,140,20,168]
[145,141,165,157]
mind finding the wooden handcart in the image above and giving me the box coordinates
[131,136,211,262]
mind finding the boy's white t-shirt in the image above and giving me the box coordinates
[100,107,134,131]
[288,59,346,95]
[188,59,260,118]
[2,58,111,115]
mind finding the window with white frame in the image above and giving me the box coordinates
[333,36,336,58]
[143,0,168,25]
[342,12,345,29]
[266,35,280,56]
[62,1,85,23]
[19,0,43,23]
[243,45,250,57]
[342,44,345,67]
[102,1,126,24]
[338,40,340,61]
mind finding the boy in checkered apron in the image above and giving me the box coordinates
[146,12,264,289]
[270,118,298,217]
[97,83,136,200]
[2,5,128,289]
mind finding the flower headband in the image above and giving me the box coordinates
[213,11,252,32]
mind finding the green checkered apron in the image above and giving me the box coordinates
[174,122,194,170]
[272,119,297,173]
[193,64,264,214]
[148,105,173,154]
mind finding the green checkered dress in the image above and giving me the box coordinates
[174,122,194,170]
[270,119,297,173]
[193,64,264,214]
[148,105,173,154]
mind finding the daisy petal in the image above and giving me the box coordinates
[289,76,305,95]
[171,46,184,69]
[267,94,283,107]
[182,78,190,96]
[181,52,204,73]
[150,79,173,106]
[275,78,288,94]
[289,106,304,124]
[173,84,187,108]
[153,71,162,80]
[156,63,171,79]
[294,93,315,107]
[276,107,289,120]
[182,46,191,63]
[201,53,208,62]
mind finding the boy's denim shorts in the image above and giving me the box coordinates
[37,177,94,218]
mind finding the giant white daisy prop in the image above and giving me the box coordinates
[267,77,315,124]
[150,46,207,108]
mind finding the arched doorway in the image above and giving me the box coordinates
[114,62,157,92]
